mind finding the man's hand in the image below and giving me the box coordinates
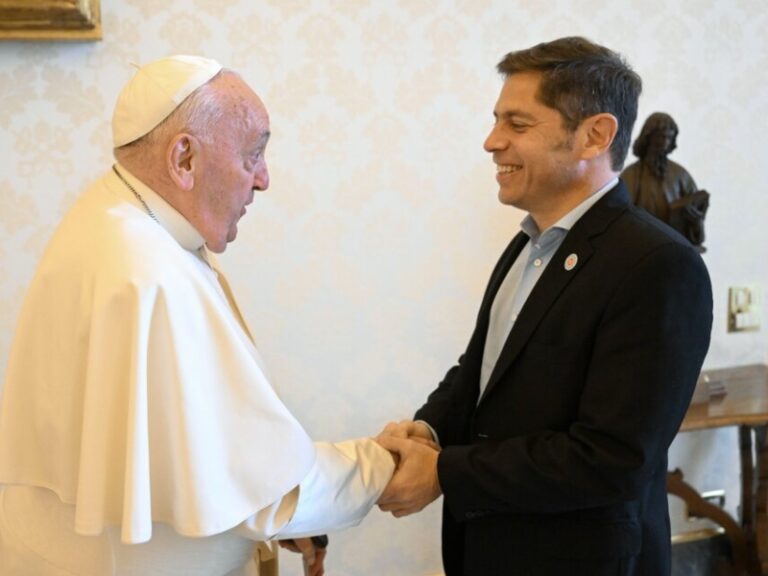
[376,435,441,518]
[278,537,327,576]
[377,419,438,450]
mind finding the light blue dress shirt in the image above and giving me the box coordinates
[478,178,619,401]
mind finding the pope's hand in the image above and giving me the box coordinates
[376,435,441,518]
[278,537,327,576]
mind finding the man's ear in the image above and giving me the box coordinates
[580,113,618,161]
[167,134,197,191]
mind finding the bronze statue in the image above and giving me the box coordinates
[621,112,709,252]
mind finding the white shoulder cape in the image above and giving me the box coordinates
[0,173,315,544]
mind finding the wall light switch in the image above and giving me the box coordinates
[728,285,761,332]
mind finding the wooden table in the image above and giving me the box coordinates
[669,364,768,576]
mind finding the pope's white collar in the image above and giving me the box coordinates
[112,163,206,253]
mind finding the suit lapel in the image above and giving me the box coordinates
[477,232,530,329]
[478,183,630,405]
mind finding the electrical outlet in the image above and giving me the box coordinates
[728,285,761,332]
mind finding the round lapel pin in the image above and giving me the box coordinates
[564,253,578,271]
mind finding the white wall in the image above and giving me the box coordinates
[1,0,766,574]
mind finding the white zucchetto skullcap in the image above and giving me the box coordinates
[112,55,223,148]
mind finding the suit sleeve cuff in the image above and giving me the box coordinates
[437,444,477,522]
[415,420,441,447]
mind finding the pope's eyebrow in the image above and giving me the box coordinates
[250,131,270,152]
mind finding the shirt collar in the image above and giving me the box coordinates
[520,177,619,240]
[114,163,206,253]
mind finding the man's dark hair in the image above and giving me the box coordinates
[497,36,642,171]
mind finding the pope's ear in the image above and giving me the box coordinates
[580,113,618,161]
[167,134,197,191]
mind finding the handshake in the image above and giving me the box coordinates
[374,419,443,518]
[279,420,441,576]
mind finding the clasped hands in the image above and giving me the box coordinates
[277,420,440,574]
[375,420,442,518]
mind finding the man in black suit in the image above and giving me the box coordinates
[376,37,712,576]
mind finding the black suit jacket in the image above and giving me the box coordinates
[415,182,713,576]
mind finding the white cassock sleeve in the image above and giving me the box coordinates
[235,438,394,541]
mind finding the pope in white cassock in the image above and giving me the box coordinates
[0,56,394,576]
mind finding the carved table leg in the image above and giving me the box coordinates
[738,425,764,575]
[667,468,750,575]
[752,425,768,574]
[741,426,756,538]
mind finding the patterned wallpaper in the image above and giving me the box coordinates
[1,1,767,574]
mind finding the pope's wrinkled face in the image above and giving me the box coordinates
[195,75,270,253]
